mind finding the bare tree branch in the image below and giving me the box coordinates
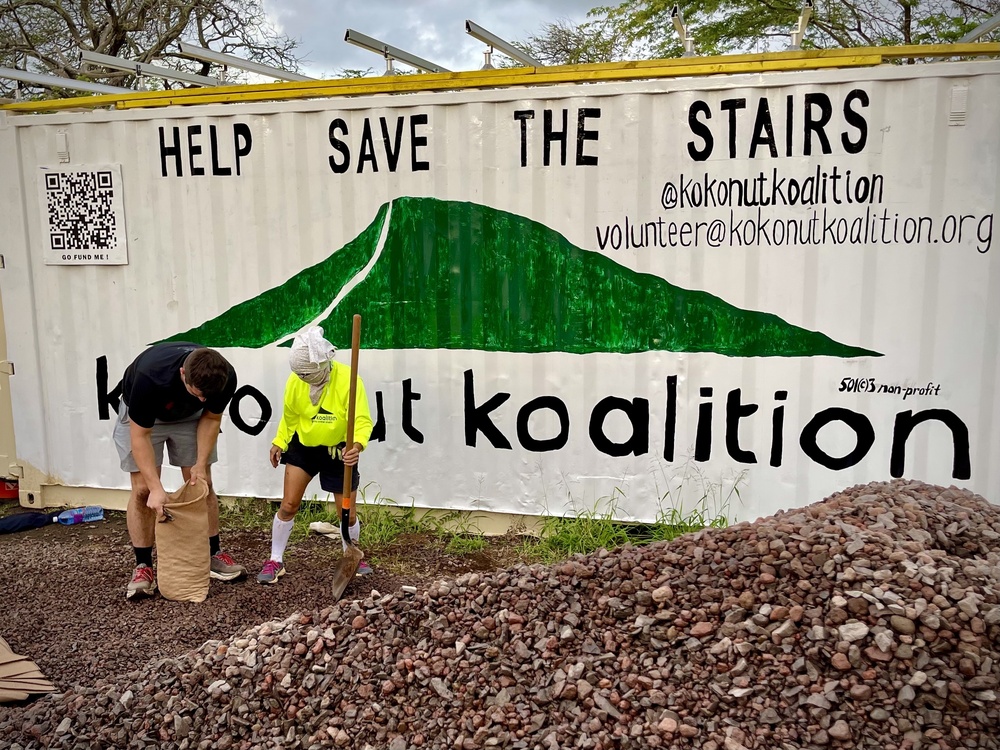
[0,0,304,99]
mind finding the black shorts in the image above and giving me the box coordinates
[280,435,360,495]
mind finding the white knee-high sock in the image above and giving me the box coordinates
[271,516,294,563]
[343,519,360,551]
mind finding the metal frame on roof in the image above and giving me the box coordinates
[80,49,222,87]
[671,6,696,57]
[2,44,998,114]
[176,42,316,82]
[344,29,450,74]
[790,2,814,51]
[0,66,130,95]
[465,20,542,68]
[960,11,1000,43]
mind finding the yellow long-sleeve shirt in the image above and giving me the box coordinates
[272,362,374,451]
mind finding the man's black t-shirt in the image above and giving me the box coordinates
[122,343,237,429]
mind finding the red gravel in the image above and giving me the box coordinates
[0,507,497,708]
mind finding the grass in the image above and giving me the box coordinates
[219,471,738,569]
[219,486,435,545]
[515,467,742,563]
[445,535,488,555]
[515,493,732,564]
[220,486,465,551]
[357,496,436,546]
[218,496,274,534]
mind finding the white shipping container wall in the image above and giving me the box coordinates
[1,60,998,523]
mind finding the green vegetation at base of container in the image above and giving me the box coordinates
[219,471,738,568]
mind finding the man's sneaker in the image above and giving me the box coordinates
[356,560,373,577]
[210,552,246,581]
[256,560,286,585]
[126,564,156,599]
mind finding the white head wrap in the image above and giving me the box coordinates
[289,326,337,405]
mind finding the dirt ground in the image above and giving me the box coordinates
[0,500,520,723]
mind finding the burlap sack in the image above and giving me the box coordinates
[154,478,211,603]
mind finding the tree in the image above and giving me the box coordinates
[0,0,302,99]
[335,67,376,78]
[519,1,1000,64]
[514,18,635,66]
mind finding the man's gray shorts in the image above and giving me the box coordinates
[113,401,218,474]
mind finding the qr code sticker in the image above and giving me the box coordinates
[39,164,128,265]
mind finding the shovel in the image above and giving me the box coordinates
[330,313,365,602]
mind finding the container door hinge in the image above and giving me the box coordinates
[0,361,13,376]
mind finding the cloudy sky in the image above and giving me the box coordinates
[266,0,599,77]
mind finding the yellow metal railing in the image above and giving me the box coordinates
[2,44,998,114]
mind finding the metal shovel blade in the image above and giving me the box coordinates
[330,544,364,602]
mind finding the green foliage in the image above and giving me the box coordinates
[518,467,741,563]
[445,534,489,554]
[520,1,1000,62]
[517,498,732,563]
[221,488,439,548]
[354,495,435,547]
[426,510,494,555]
[286,491,436,547]
[218,496,274,533]
[220,469,737,569]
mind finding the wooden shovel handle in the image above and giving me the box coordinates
[341,314,361,545]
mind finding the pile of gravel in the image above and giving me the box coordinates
[3,479,999,750]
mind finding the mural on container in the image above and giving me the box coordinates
[62,82,991,519]
[163,196,877,359]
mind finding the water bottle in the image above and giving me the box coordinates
[56,506,105,525]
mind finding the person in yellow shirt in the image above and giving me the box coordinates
[257,326,374,583]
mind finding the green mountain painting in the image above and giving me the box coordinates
[163,196,879,358]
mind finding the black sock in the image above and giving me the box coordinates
[209,535,221,556]
[134,547,153,567]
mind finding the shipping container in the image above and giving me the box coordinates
[1,48,998,524]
